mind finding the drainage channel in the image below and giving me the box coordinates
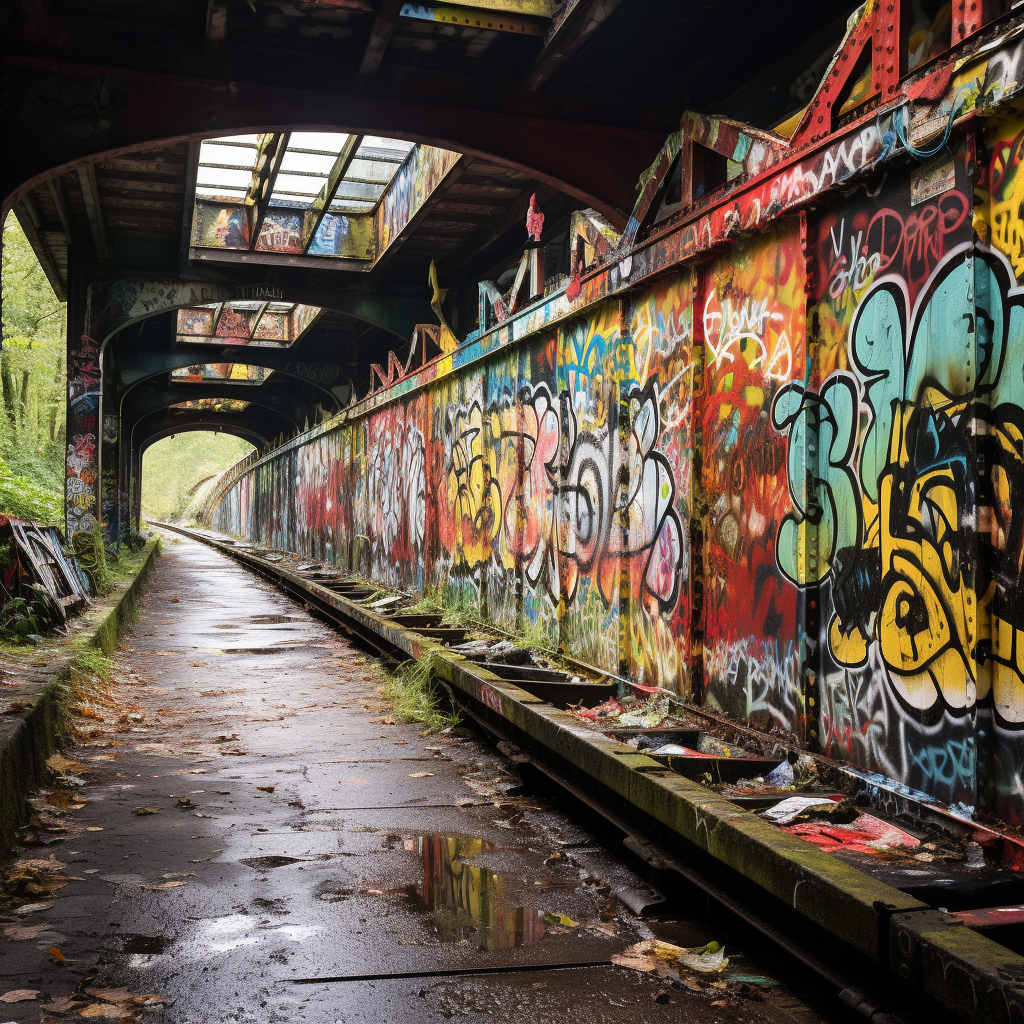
[153,522,980,1023]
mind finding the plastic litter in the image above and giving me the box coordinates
[784,813,920,853]
[612,939,729,975]
[760,796,840,824]
[764,761,794,786]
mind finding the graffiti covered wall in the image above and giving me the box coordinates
[205,108,1024,826]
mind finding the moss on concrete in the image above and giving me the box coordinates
[0,536,160,851]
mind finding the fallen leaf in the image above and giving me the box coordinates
[0,989,39,1002]
[257,786,275,793]
[80,1003,124,1018]
[32,660,48,667]
[365,888,386,895]
[2,701,32,715]
[408,772,434,779]
[84,988,131,1002]
[3,922,52,940]
[170,598,180,603]
[542,912,578,927]
[40,995,84,1013]
[612,939,729,975]
[190,662,207,667]
[141,880,188,890]
[47,945,67,962]
[394,740,407,745]
[134,807,161,815]
[161,872,196,879]
[187,850,223,863]
[86,826,104,832]
[14,902,53,915]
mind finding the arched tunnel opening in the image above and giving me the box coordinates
[140,431,255,524]
[4,2,1024,1021]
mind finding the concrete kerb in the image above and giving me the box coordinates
[0,536,160,852]
[161,524,1024,1021]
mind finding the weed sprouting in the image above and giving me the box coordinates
[382,647,460,735]
[405,585,443,616]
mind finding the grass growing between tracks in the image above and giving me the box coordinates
[381,648,460,736]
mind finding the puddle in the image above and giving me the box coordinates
[391,833,555,950]
[240,856,301,869]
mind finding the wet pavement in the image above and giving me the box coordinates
[0,533,840,1023]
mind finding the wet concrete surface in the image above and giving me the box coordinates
[0,533,843,1023]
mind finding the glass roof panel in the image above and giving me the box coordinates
[280,150,336,175]
[171,398,252,412]
[359,136,415,158]
[171,364,273,384]
[200,143,257,167]
[196,165,251,190]
[289,131,350,153]
[191,131,452,256]
[174,302,321,348]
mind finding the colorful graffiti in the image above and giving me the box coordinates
[198,59,1024,829]
[192,202,249,248]
[66,325,100,539]
[170,363,272,384]
[375,145,460,256]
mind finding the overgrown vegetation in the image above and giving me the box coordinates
[141,432,254,521]
[381,648,460,735]
[0,215,68,523]
[72,523,152,594]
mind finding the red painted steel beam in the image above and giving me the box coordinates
[0,56,664,228]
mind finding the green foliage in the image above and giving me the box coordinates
[142,433,254,521]
[0,596,41,644]
[1,215,67,520]
[71,522,150,594]
[406,585,444,615]
[441,591,480,628]
[0,457,63,523]
[383,648,460,735]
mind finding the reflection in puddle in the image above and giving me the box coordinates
[411,834,548,950]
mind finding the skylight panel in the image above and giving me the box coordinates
[280,150,336,176]
[196,165,251,191]
[201,143,256,167]
[273,172,327,196]
[289,131,350,154]
[359,136,415,159]
[345,158,396,183]
[170,363,273,384]
[175,303,319,348]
